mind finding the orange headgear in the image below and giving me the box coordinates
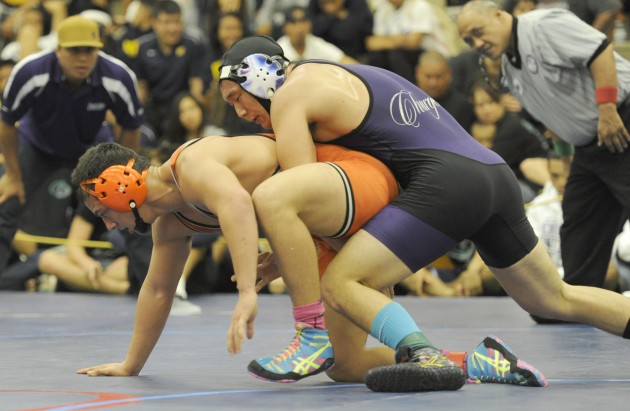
[80,158,148,211]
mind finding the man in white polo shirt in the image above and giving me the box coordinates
[276,6,358,64]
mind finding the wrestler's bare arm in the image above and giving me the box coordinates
[271,64,369,170]
[175,151,259,354]
[175,152,258,294]
[270,85,317,170]
[77,219,191,376]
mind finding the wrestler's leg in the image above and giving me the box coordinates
[250,163,354,382]
[253,163,350,307]
[321,228,468,392]
[321,229,416,332]
[492,240,630,336]
[324,301,395,382]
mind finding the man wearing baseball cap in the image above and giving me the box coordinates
[57,14,104,48]
[0,15,143,281]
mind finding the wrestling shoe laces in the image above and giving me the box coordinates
[365,345,466,392]
[466,335,548,387]
[247,323,334,383]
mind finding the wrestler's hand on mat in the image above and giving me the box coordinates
[227,289,258,355]
[76,362,139,377]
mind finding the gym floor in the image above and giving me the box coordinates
[1,292,628,410]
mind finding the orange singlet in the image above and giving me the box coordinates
[167,135,399,271]
[314,144,399,276]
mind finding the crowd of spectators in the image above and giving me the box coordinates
[1,0,630,303]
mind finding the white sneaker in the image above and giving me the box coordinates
[170,296,202,316]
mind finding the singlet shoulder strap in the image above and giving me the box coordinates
[169,138,204,188]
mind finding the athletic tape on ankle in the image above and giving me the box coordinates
[623,318,630,339]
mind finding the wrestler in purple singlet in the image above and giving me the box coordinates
[294,61,537,270]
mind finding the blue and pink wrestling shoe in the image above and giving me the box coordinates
[365,335,547,392]
[247,323,334,383]
[465,335,548,387]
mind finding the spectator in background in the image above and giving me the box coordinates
[1,195,201,316]
[206,12,264,134]
[450,49,523,112]
[366,0,451,83]
[0,16,142,275]
[135,0,208,137]
[560,0,621,42]
[0,202,127,292]
[504,0,537,16]
[470,79,550,202]
[0,1,66,61]
[79,9,115,55]
[198,0,257,39]
[67,0,108,15]
[0,58,15,97]
[276,6,358,63]
[415,50,474,132]
[525,152,568,279]
[255,0,310,38]
[208,12,250,78]
[109,0,154,68]
[36,202,130,294]
[502,0,621,41]
[307,0,373,61]
[162,91,225,145]
[1,0,66,52]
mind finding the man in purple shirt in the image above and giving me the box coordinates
[0,15,143,276]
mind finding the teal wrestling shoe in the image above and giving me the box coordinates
[466,336,548,387]
[247,323,334,383]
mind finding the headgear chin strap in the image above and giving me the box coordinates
[80,158,148,212]
[219,53,288,99]
[130,200,151,234]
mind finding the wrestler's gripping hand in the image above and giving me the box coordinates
[231,252,281,293]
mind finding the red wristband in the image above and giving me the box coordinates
[595,86,618,105]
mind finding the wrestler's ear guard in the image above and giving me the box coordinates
[220,53,288,99]
[80,158,148,211]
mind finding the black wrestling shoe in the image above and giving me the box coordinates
[364,345,466,392]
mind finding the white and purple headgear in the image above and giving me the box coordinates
[219,36,290,108]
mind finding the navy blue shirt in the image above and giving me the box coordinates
[1,50,143,160]
[135,33,208,105]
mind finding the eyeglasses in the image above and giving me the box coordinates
[66,46,98,54]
